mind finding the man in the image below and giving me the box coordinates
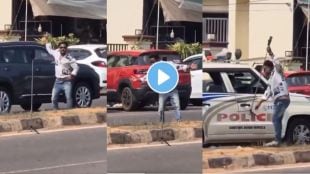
[158,57,188,122]
[255,47,290,147]
[44,36,79,109]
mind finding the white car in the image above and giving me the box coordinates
[183,54,202,106]
[68,44,107,95]
[203,62,310,146]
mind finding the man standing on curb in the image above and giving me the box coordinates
[255,47,290,147]
[43,35,79,110]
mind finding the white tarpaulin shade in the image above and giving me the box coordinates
[29,0,106,19]
[203,0,228,13]
[159,0,202,22]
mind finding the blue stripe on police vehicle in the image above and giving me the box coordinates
[146,62,179,94]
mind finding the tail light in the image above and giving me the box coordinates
[92,61,107,67]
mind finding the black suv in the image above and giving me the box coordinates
[0,42,100,113]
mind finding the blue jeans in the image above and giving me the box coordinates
[273,98,290,143]
[51,79,73,109]
[158,89,181,121]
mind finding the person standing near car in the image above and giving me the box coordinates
[157,57,189,122]
[43,35,79,109]
[255,47,290,147]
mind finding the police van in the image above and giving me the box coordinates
[203,62,310,146]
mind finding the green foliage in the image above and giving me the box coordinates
[168,42,202,59]
[35,33,80,48]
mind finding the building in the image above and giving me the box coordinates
[107,0,202,50]
[0,0,107,43]
[204,0,295,60]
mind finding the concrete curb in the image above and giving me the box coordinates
[204,150,310,170]
[108,127,202,144]
[0,112,106,133]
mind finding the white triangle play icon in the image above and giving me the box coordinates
[158,69,170,86]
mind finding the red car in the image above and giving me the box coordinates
[285,71,310,96]
[107,50,192,111]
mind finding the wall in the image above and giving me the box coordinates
[107,0,144,44]
[248,0,294,58]
[0,1,12,30]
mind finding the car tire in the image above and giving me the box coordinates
[180,98,189,110]
[0,87,11,114]
[191,99,202,106]
[73,82,93,108]
[20,103,42,111]
[286,118,310,145]
[121,87,138,111]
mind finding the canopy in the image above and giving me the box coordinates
[159,0,202,22]
[29,0,106,20]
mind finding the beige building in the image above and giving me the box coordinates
[204,0,294,59]
[107,0,144,44]
[0,1,12,30]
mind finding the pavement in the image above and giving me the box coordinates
[230,163,310,173]
[107,105,201,126]
[204,145,310,172]
[108,141,202,173]
[10,96,106,113]
[0,125,106,174]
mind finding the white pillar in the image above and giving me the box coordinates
[228,0,237,55]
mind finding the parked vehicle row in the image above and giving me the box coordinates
[0,42,100,113]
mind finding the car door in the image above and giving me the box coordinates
[225,68,274,139]
[203,69,240,142]
[31,46,55,96]
[1,46,32,99]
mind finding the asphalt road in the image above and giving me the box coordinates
[107,105,202,126]
[108,142,202,173]
[0,126,106,174]
[10,96,106,113]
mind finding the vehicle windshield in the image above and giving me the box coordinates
[95,48,107,58]
[136,53,181,65]
[286,74,310,86]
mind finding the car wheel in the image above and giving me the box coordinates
[74,82,93,108]
[0,87,11,114]
[180,98,189,110]
[191,99,202,106]
[20,103,42,111]
[286,118,310,145]
[121,87,138,111]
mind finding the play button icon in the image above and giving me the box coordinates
[147,62,179,94]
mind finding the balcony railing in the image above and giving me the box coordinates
[107,44,128,52]
[203,18,228,43]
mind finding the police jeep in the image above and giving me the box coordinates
[203,62,310,146]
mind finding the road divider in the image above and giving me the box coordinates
[203,145,310,172]
[0,108,106,133]
[108,121,202,145]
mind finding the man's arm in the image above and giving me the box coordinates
[255,85,271,110]
[70,59,79,77]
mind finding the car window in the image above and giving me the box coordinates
[107,55,135,67]
[287,74,310,86]
[226,71,266,94]
[2,47,28,64]
[34,47,54,61]
[95,48,107,58]
[68,49,91,60]
[137,53,181,65]
[203,71,227,93]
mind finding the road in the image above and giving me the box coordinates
[108,105,201,126]
[0,126,106,174]
[10,96,106,113]
[108,141,201,173]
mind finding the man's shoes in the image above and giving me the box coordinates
[264,140,280,147]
